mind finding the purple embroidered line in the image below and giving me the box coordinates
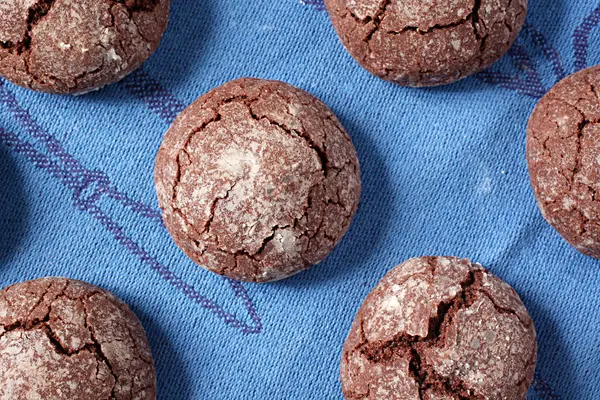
[87,204,262,334]
[532,374,562,400]
[476,54,547,99]
[475,25,564,99]
[476,72,544,98]
[573,3,600,72]
[0,126,262,334]
[301,0,325,11]
[505,42,545,87]
[522,22,566,81]
[0,80,163,222]
[123,68,186,124]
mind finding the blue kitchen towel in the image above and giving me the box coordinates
[0,0,599,398]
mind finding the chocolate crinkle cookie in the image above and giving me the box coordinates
[0,277,156,400]
[155,78,361,283]
[527,65,600,258]
[324,0,527,87]
[0,0,171,94]
[341,257,537,400]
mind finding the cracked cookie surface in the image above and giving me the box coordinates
[154,78,361,283]
[340,257,536,400]
[324,0,527,86]
[0,277,156,400]
[527,65,600,258]
[0,0,170,94]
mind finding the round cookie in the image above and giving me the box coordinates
[324,0,528,87]
[155,78,361,283]
[341,257,537,400]
[0,277,156,399]
[0,0,171,94]
[527,65,600,258]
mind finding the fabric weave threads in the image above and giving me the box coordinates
[1,0,599,398]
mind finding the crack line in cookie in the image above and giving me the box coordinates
[352,263,534,398]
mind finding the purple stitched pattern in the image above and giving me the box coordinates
[0,80,263,335]
[0,81,163,222]
[523,23,566,81]
[574,3,600,71]
[300,0,326,11]
[124,68,187,123]
[472,2,600,99]
[477,39,548,98]
[532,374,562,400]
[474,19,567,99]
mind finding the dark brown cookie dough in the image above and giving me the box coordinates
[324,0,527,87]
[155,78,362,283]
[0,0,170,94]
[341,257,537,400]
[0,277,156,399]
[527,66,600,258]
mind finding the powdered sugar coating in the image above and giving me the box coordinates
[155,78,361,282]
[340,256,536,399]
[527,65,600,258]
[324,0,528,86]
[0,277,155,399]
[0,0,170,94]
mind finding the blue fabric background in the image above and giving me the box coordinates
[1,0,599,398]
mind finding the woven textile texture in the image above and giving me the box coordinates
[1,0,599,398]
